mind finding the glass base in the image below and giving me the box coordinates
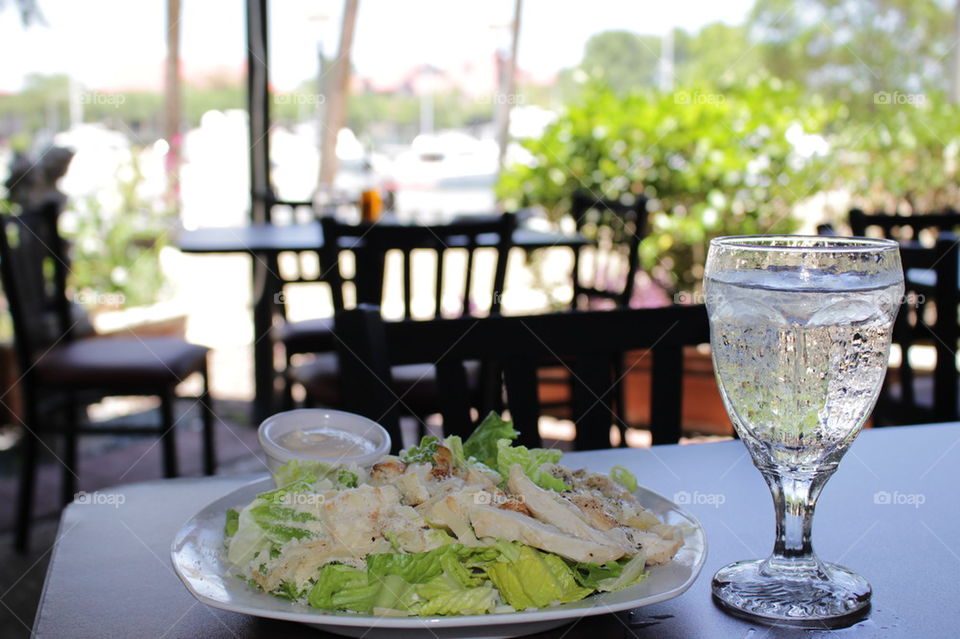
[712,559,871,629]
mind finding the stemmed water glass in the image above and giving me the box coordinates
[704,236,903,627]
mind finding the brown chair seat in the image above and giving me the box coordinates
[290,353,481,415]
[35,337,209,387]
[279,318,335,355]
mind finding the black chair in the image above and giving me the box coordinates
[259,192,352,402]
[849,207,960,241]
[286,214,516,418]
[875,236,960,424]
[847,209,960,423]
[539,193,649,426]
[0,204,216,551]
[334,304,710,451]
[570,192,649,309]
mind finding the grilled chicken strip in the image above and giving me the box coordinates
[622,528,684,565]
[469,503,625,563]
[506,464,632,552]
[566,493,618,530]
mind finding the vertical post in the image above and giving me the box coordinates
[246,0,270,223]
[316,41,326,154]
[247,0,276,422]
[164,0,183,210]
[319,0,360,188]
[933,236,959,420]
[496,0,522,174]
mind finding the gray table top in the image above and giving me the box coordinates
[177,222,586,255]
[34,423,960,638]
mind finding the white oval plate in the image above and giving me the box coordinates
[171,476,707,639]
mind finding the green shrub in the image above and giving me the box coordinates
[821,92,960,216]
[498,79,838,293]
[65,154,169,309]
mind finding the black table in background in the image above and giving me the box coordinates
[177,221,588,422]
[34,423,960,637]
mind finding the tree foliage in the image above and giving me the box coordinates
[748,0,954,100]
[579,31,663,93]
[498,79,838,292]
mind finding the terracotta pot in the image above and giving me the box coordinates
[621,347,732,437]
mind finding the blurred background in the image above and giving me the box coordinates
[2,1,960,632]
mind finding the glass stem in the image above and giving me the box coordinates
[760,468,833,577]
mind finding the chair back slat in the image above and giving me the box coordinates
[333,303,403,452]
[401,248,413,320]
[319,216,348,311]
[929,237,959,420]
[0,203,74,374]
[878,236,960,423]
[321,214,515,319]
[502,358,542,448]
[434,249,445,317]
[651,345,684,444]
[850,207,960,241]
[435,359,473,438]
[463,241,477,318]
[569,353,615,450]
[571,192,648,308]
[491,238,509,316]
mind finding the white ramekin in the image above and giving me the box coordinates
[257,409,391,473]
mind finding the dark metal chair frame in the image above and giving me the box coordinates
[335,304,710,452]
[879,237,960,424]
[541,193,650,429]
[849,207,960,240]
[570,192,649,309]
[847,207,960,423]
[0,203,216,551]
[285,214,516,415]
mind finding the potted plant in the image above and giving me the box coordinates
[62,153,185,338]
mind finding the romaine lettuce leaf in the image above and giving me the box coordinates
[367,545,451,584]
[336,468,359,488]
[272,460,330,489]
[595,551,648,592]
[416,575,497,615]
[401,435,440,465]
[308,564,367,609]
[273,580,306,601]
[609,466,638,493]
[226,485,321,564]
[463,412,519,468]
[224,508,239,538]
[248,503,316,542]
[272,459,360,490]
[309,545,501,615]
[570,559,625,589]
[366,544,494,585]
[484,545,592,609]
[496,440,569,492]
[226,505,273,566]
[444,435,467,470]
[309,565,419,613]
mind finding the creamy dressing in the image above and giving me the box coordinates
[276,427,375,458]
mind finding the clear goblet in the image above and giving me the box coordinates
[704,236,903,627]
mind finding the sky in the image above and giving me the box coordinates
[0,0,754,93]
